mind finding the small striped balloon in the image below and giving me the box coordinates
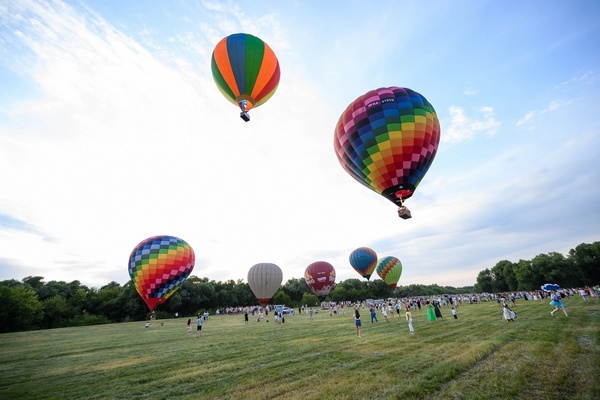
[376,256,402,289]
[211,33,280,113]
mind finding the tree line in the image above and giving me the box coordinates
[1,242,597,333]
[473,242,599,293]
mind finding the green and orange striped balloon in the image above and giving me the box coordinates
[211,33,280,115]
[376,256,403,289]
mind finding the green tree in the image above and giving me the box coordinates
[282,278,309,303]
[490,261,512,292]
[42,295,74,328]
[272,289,291,306]
[569,242,600,285]
[301,293,318,306]
[474,268,493,293]
[531,252,574,288]
[22,276,45,292]
[514,259,539,290]
[94,282,124,321]
[232,280,253,306]
[0,286,44,332]
[328,285,350,302]
[368,279,394,299]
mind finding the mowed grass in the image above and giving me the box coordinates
[1,298,599,400]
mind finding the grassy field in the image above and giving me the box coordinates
[1,297,599,400]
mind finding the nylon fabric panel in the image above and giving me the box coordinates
[252,43,279,102]
[242,34,264,104]
[212,37,239,101]
[225,34,249,101]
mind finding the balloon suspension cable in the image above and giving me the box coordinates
[397,196,412,220]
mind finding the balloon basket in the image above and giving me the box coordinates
[240,111,250,122]
[398,206,412,219]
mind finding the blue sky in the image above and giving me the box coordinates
[1,0,599,289]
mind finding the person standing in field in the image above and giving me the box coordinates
[502,300,516,322]
[369,305,378,323]
[354,309,362,338]
[406,310,414,334]
[187,318,192,337]
[433,301,443,319]
[244,309,249,325]
[427,303,437,322]
[550,291,568,317]
[196,315,203,336]
[451,307,458,319]
[381,304,389,322]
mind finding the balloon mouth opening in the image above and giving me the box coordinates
[381,185,415,205]
[380,186,415,219]
[143,297,165,311]
[258,299,271,307]
[237,96,255,111]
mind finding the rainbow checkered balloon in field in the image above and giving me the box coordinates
[376,256,403,289]
[128,235,195,311]
[334,87,440,209]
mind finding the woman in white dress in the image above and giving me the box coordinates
[502,300,516,322]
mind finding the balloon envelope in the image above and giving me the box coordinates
[376,256,402,289]
[247,263,283,307]
[334,87,440,206]
[541,283,561,292]
[211,33,280,113]
[304,261,336,298]
[349,247,378,280]
[128,235,195,311]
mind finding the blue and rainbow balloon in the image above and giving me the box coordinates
[349,247,378,281]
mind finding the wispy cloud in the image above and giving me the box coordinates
[0,213,36,232]
[443,106,500,143]
[516,100,570,127]
[554,70,595,89]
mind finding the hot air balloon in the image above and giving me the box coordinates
[376,256,402,289]
[247,263,283,307]
[304,261,336,299]
[334,87,441,219]
[211,33,281,122]
[128,235,195,311]
[349,247,378,280]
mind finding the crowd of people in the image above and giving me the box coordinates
[145,285,598,337]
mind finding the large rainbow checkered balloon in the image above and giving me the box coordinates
[128,235,195,311]
[334,87,440,209]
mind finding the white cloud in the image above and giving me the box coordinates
[516,100,570,127]
[443,106,500,143]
